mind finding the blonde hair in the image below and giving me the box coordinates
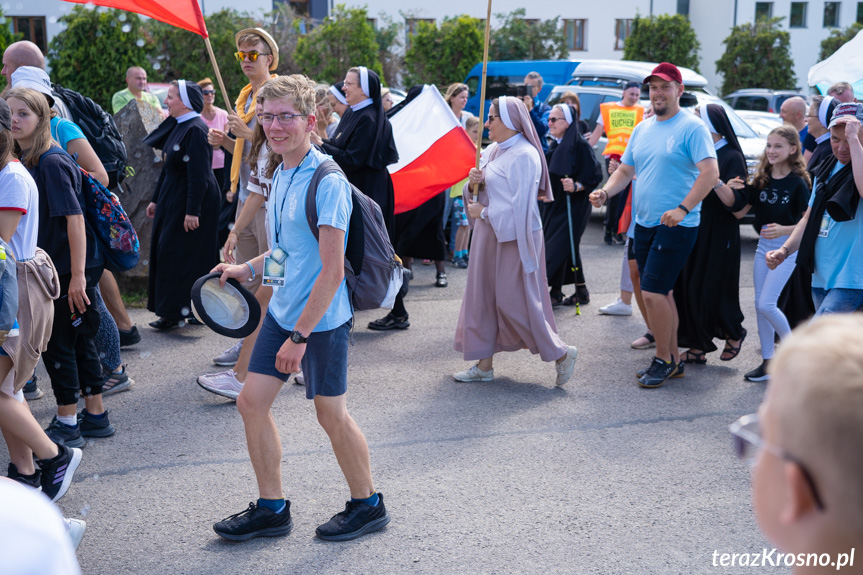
[257,74,316,116]
[197,77,214,88]
[444,83,468,104]
[236,32,266,49]
[465,116,480,133]
[246,109,279,180]
[752,124,811,190]
[770,314,863,536]
[6,87,55,168]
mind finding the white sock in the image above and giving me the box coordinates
[57,414,77,427]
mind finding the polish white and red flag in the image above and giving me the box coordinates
[388,85,477,214]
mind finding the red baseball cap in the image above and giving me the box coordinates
[644,62,683,84]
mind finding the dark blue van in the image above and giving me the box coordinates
[463,60,581,118]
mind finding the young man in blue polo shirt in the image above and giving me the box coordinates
[589,62,719,388]
[210,75,389,542]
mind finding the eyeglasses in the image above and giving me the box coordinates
[257,112,307,126]
[487,114,499,121]
[805,114,818,118]
[234,51,270,63]
[202,90,215,95]
[729,414,825,510]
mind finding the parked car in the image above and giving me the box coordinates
[546,60,765,176]
[723,89,803,114]
[463,60,581,118]
[735,110,783,138]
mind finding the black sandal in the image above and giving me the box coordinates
[149,317,183,331]
[681,350,707,364]
[367,313,410,331]
[720,328,747,361]
[549,292,565,307]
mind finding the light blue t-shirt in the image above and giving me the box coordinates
[621,110,716,228]
[267,146,353,332]
[49,117,86,151]
[808,162,863,290]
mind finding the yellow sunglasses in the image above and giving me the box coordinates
[234,51,270,63]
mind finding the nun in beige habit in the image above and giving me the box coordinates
[453,96,578,387]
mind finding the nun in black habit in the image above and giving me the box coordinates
[320,66,399,239]
[144,80,220,330]
[674,104,748,362]
[541,104,602,306]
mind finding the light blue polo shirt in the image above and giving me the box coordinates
[267,146,353,332]
[621,110,716,228]
[808,162,863,290]
[49,117,86,151]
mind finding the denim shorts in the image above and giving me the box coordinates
[634,224,698,295]
[248,312,351,399]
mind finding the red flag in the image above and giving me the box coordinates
[387,86,477,214]
[60,0,209,37]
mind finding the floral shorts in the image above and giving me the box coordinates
[452,197,469,227]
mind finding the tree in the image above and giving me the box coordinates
[715,17,796,96]
[294,5,382,85]
[404,15,483,88]
[264,2,308,77]
[375,14,404,88]
[623,14,700,72]
[0,9,22,91]
[488,8,567,61]
[819,22,863,60]
[146,9,257,106]
[47,6,152,111]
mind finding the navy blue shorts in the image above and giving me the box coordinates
[634,224,698,295]
[248,312,351,400]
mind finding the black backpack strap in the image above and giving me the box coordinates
[305,159,345,242]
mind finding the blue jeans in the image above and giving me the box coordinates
[811,287,863,316]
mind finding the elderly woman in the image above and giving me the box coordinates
[453,96,578,386]
[144,80,220,330]
[542,103,602,306]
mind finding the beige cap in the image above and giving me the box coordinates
[235,27,279,71]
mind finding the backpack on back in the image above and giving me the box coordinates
[39,149,140,273]
[51,84,128,189]
[305,160,403,311]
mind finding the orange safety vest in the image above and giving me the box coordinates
[600,103,644,157]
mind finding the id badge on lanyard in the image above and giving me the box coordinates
[263,246,287,287]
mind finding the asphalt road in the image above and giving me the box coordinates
[4,214,773,574]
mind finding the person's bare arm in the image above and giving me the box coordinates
[65,214,91,313]
[588,162,635,207]
[66,139,109,187]
[0,211,22,243]
[223,192,266,263]
[588,125,604,147]
[660,157,719,227]
[842,118,863,197]
[766,207,810,269]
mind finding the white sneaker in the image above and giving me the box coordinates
[555,346,579,386]
[197,370,244,400]
[453,365,494,382]
[598,298,633,316]
[64,518,87,550]
[293,372,305,385]
[213,340,243,367]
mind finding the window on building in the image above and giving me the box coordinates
[823,2,840,26]
[614,19,632,51]
[789,2,807,27]
[677,0,690,16]
[755,2,773,21]
[563,19,586,51]
[367,18,376,30]
[857,1,863,23]
[11,17,47,54]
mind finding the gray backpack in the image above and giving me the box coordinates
[306,160,403,311]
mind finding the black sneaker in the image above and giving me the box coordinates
[213,501,293,541]
[23,373,43,400]
[77,410,116,438]
[45,416,86,448]
[745,360,770,382]
[637,361,684,379]
[637,357,676,388]
[7,462,41,490]
[316,493,391,541]
[119,325,141,347]
[39,443,83,502]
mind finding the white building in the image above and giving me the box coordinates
[4,0,861,93]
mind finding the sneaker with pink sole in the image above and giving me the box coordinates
[197,370,244,400]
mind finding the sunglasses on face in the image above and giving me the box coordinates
[234,51,270,63]
[548,117,567,124]
[202,90,215,95]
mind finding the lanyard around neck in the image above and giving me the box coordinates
[274,148,313,247]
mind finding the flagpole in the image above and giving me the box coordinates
[471,0,492,198]
[203,36,232,111]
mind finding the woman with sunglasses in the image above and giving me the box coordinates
[198,78,234,248]
[453,97,578,386]
[144,80,220,330]
[542,103,603,307]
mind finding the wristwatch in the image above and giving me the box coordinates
[290,330,308,344]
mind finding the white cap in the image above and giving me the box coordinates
[10,66,55,106]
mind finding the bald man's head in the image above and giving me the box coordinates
[125,66,148,95]
[1,41,46,86]
[779,96,807,131]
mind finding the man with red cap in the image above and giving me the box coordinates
[589,63,719,388]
